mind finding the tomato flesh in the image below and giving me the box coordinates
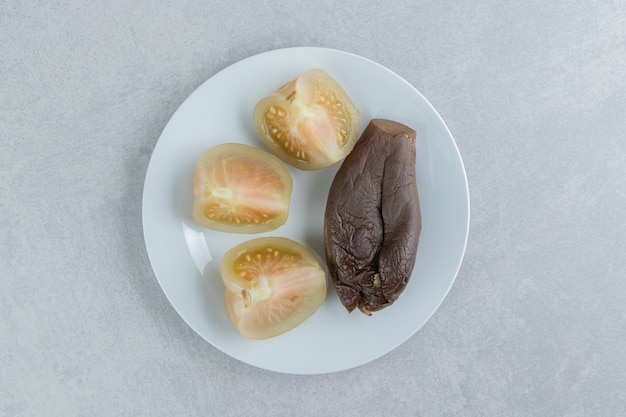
[192,143,292,233]
[221,237,327,340]
[253,69,360,171]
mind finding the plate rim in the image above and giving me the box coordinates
[141,46,470,374]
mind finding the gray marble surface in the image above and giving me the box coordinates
[2,1,625,416]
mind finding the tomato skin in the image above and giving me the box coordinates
[253,69,360,171]
[221,237,327,340]
[192,143,292,233]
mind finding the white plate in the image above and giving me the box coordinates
[142,47,469,374]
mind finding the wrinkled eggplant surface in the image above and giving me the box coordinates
[324,119,421,315]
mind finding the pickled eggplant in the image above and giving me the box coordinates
[324,119,421,315]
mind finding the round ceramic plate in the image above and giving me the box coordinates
[142,47,469,374]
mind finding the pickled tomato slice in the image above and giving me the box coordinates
[253,69,360,171]
[221,237,327,340]
[192,143,292,233]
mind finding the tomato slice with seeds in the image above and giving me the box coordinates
[221,237,327,340]
[192,143,292,233]
[253,69,360,171]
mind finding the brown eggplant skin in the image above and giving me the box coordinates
[324,119,421,315]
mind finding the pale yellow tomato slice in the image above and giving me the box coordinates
[253,69,360,171]
[221,237,327,340]
[192,143,292,233]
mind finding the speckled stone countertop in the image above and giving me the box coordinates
[2,1,625,416]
